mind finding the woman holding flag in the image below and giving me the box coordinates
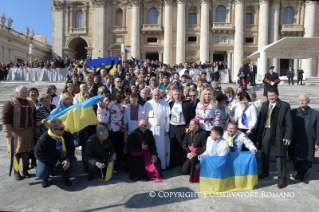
[2,85,37,180]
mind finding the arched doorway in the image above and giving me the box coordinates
[68,38,88,60]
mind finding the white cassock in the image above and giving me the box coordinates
[145,99,170,169]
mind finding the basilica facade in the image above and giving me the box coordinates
[51,0,319,78]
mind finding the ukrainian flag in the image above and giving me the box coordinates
[87,56,119,75]
[46,96,103,134]
[200,152,258,195]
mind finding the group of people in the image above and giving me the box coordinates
[2,60,318,191]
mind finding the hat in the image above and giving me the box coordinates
[192,118,200,125]
[269,66,275,69]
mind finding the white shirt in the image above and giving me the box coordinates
[73,93,80,105]
[195,103,220,131]
[232,104,257,129]
[170,102,186,125]
[212,105,231,130]
[222,130,257,152]
[97,103,110,124]
[109,103,124,132]
[145,99,170,131]
[123,104,145,135]
[201,137,230,157]
[51,96,60,107]
[226,97,239,116]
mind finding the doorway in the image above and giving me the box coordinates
[213,54,225,63]
[146,52,159,61]
[68,37,88,60]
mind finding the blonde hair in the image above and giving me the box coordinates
[61,92,73,106]
[199,88,215,105]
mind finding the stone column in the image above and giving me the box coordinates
[210,50,214,63]
[52,1,65,57]
[227,50,232,70]
[258,0,269,79]
[83,4,87,29]
[269,0,280,74]
[294,59,298,73]
[163,0,172,64]
[69,6,73,32]
[141,51,146,60]
[158,51,163,62]
[302,1,317,77]
[93,1,105,58]
[131,0,141,58]
[123,7,126,26]
[200,0,210,62]
[233,0,244,79]
[176,0,186,64]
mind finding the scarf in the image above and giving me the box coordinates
[29,98,40,108]
[88,84,94,93]
[226,97,234,109]
[227,131,238,147]
[115,86,121,91]
[183,81,189,88]
[48,129,66,154]
[241,104,249,126]
[78,92,84,102]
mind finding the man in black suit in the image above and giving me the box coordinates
[263,66,280,97]
[186,89,199,120]
[112,77,122,101]
[297,67,304,85]
[117,64,125,81]
[286,66,294,85]
[168,89,194,170]
[256,87,292,189]
[249,61,257,86]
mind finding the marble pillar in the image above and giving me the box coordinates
[131,0,141,58]
[163,0,172,64]
[200,0,210,62]
[233,0,244,80]
[258,0,269,79]
[176,0,186,64]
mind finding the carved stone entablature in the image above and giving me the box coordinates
[186,51,197,57]
[234,0,244,5]
[91,0,106,7]
[163,0,173,5]
[176,0,187,5]
[131,0,142,6]
[52,1,65,10]
[258,0,269,5]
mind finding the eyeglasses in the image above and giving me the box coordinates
[55,127,65,131]
[115,81,121,83]
[190,95,197,97]
[141,125,147,127]
[51,87,57,90]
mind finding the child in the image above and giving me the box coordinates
[97,94,111,128]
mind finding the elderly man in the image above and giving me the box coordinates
[186,89,199,119]
[168,89,194,170]
[112,77,122,101]
[73,83,88,104]
[84,125,116,181]
[127,119,162,181]
[145,90,170,169]
[182,119,207,183]
[85,74,98,96]
[289,95,319,184]
[211,81,222,97]
[223,121,257,154]
[34,119,77,187]
[256,87,292,189]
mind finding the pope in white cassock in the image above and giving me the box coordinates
[145,90,170,169]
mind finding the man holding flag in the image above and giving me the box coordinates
[34,119,77,188]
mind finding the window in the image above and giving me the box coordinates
[188,13,197,24]
[188,36,197,42]
[216,5,226,22]
[148,8,158,24]
[283,7,294,24]
[245,37,254,43]
[75,10,84,28]
[147,38,157,42]
[246,13,253,25]
[115,9,123,26]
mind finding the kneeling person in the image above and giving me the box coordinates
[84,125,116,181]
[223,121,257,154]
[34,119,77,188]
[127,119,162,182]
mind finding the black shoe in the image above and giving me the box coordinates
[14,172,23,181]
[23,172,31,178]
[42,181,49,188]
[84,166,89,173]
[301,178,309,184]
[87,175,94,181]
[63,179,72,186]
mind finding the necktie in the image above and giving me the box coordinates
[266,104,273,127]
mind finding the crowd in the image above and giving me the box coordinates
[2,60,318,190]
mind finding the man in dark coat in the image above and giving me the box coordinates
[83,125,116,181]
[34,119,77,188]
[288,95,319,184]
[256,87,292,189]
[182,119,207,183]
[127,119,162,181]
[286,66,294,85]
[263,66,280,97]
[168,89,194,170]
[186,89,199,119]
[297,67,304,85]
[249,61,257,86]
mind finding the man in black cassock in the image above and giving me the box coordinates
[182,119,207,183]
[127,119,162,181]
[263,66,280,97]
[289,95,319,184]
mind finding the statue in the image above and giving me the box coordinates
[26,26,30,36]
[7,17,13,28]
[1,13,5,25]
[30,29,34,38]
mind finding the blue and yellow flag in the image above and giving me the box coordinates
[200,152,258,195]
[98,156,114,183]
[87,57,119,75]
[46,96,103,134]
[7,137,20,176]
